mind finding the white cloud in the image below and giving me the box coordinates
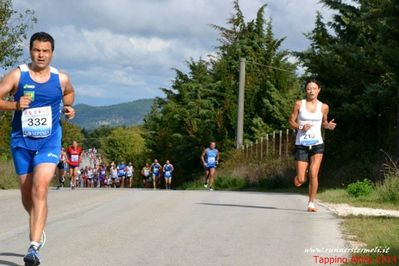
[8,0,333,105]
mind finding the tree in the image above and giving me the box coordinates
[0,0,36,69]
[61,119,84,148]
[143,0,300,185]
[100,126,147,166]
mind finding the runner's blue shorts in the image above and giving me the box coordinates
[12,146,61,175]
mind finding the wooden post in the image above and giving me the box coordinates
[272,131,276,156]
[266,134,269,158]
[260,137,263,160]
[279,130,282,159]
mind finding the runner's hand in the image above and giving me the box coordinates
[18,95,31,110]
[63,105,75,119]
[327,119,336,130]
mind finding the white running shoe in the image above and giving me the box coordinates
[307,202,317,212]
[204,183,208,188]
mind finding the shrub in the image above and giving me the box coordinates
[346,179,373,198]
[0,159,18,189]
[214,175,246,190]
[376,175,399,203]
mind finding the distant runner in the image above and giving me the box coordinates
[151,159,162,189]
[66,140,83,189]
[56,147,67,189]
[125,162,134,188]
[163,160,174,190]
[141,163,152,188]
[201,142,220,191]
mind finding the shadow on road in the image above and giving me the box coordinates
[198,202,307,213]
[0,253,23,266]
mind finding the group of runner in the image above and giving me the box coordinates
[55,140,176,190]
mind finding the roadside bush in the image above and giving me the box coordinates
[214,175,246,190]
[376,175,399,203]
[346,179,373,198]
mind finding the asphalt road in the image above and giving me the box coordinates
[0,189,348,266]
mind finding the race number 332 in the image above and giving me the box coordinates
[22,106,52,138]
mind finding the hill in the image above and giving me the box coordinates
[72,98,154,130]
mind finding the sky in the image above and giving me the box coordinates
[9,0,332,106]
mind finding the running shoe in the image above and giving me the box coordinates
[209,187,213,191]
[204,183,208,188]
[307,202,317,212]
[38,231,46,250]
[24,245,41,266]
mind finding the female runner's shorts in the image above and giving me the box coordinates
[294,144,324,162]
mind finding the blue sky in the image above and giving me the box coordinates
[8,0,332,106]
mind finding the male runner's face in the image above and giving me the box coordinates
[30,41,53,70]
[210,142,216,149]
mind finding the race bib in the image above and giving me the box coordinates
[153,168,159,173]
[144,169,150,176]
[21,106,52,138]
[299,133,319,146]
[207,157,216,164]
[71,155,79,162]
[165,171,171,177]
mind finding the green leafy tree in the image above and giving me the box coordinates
[144,0,300,185]
[0,0,36,69]
[61,119,84,148]
[100,126,146,166]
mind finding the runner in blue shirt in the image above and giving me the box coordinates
[201,142,220,191]
[163,160,174,190]
[151,159,162,189]
[0,32,75,266]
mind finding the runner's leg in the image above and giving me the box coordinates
[308,154,323,202]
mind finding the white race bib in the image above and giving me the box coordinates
[299,127,319,146]
[165,171,171,177]
[21,106,52,138]
[207,157,216,164]
[71,155,79,162]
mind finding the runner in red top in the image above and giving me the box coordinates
[66,140,82,189]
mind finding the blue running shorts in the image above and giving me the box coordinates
[12,146,61,175]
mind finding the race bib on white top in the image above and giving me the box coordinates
[71,155,79,162]
[299,126,319,146]
[21,106,52,138]
[144,169,150,176]
[207,157,216,164]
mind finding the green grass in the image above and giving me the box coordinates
[0,159,18,189]
[342,216,399,266]
[318,189,399,210]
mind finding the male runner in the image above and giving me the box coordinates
[163,160,174,189]
[151,159,162,189]
[141,163,152,188]
[66,140,82,189]
[117,161,126,188]
[201,142,220,191]
[0,32,75,265]
[125,162,134,188]
[56,147,67,189]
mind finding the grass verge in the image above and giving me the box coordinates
[318,189,399,210]
[342,216,398,266]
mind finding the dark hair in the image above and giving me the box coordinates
[30,32,55,51]
[304,79,321,89]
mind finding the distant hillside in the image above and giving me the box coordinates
[72,98,154,130]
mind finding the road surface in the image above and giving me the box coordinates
[0,189,348,266]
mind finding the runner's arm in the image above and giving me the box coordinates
[60,72,75,119]
[201,149,206,165]
[288,100,302,130]
[0,69,30,110]
[321,104,336,130]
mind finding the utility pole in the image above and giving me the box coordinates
[236,58,245,149]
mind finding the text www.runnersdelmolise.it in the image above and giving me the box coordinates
[305,246,397,265]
